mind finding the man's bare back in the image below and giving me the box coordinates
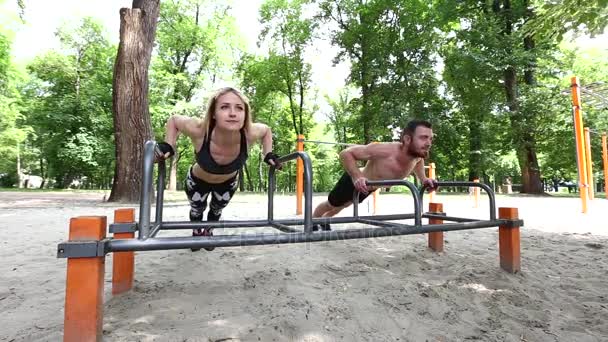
[360,142,422,182]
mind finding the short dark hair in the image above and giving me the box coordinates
[400,119,432,140]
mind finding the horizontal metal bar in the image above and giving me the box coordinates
[498,219,524,228]
[302,139,357,147]
[109,223,138,234]
[270,221,300,233]
[356,218,412,229]
[57,240,106,258]
[423,213,477,223]
[155,214,419,230]
[107,220,514,253]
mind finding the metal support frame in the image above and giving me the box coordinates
[109,223,138,234]
[57,240,107,258]
[57,140,524,256]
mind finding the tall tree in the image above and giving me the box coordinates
[0,31,29,187]
[110,0,160,202]
[22,19,115,188]
[318,0,443,144]
[258,0,316,136]
[151,0,235,190]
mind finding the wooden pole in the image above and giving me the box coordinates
[428,202,444,252]
[498,208,520,273]
[64,216,107,342]
[571,76,588,213]
[584,127,595,200]
[296,134,304,215]
[112,208,135,295]
[602,133,608,199]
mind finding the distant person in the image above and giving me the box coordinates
[312,119,438,231]
[155,87,282,251]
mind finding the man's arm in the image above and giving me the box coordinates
[339,143,390,193]
[413,158,438,191]
[413,158,427,182]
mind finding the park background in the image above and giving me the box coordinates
[0,0,606,199]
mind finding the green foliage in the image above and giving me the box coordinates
[523,0,608,41]
[0,1,605,194]
[0,30,31,184]
[20,18,115,188]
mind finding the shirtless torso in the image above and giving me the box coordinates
[313,124,434,220]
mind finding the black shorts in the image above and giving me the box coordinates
[327,172,370,207]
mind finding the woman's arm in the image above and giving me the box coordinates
[165,115,201,149]
[156,115,201,161]
[249,123,281,168]
[249,122,273,155]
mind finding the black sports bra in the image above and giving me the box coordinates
[196,129,248,174]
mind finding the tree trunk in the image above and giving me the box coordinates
[109,1,160,202]
[468,118,482,181]
[238,168,245,192]
[39,157,46,189]
[519,1,543,194]
[16,143,21,188]
[168,155,178,190]
[499,0,542,194]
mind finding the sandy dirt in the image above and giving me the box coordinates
[1,190,607,341]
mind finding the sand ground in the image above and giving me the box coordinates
[1,190,607,341]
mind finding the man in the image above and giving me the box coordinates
[312,119,437,231]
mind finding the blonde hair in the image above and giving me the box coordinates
[199,87,253,141]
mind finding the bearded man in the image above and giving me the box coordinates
[312,119,438,231]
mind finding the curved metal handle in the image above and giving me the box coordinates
[419,181,496,220]
[353,179,422,225]
[267,151,314,232]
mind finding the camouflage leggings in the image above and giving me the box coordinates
[184,167,238,222]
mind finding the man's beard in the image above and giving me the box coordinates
[408,144,428,159]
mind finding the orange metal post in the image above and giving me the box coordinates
[584,127,595,200]
[372,189,378,214]
[428,162,436,202]
[428,202,444,252]
[112,209,135,295]
[296,134,304,215]
[64,216,107,342]
[602,133,608,199]
[498,208,520,273]
[473,179,480,208]
[571,76,588,213]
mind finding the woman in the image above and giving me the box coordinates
[155,87,281,251]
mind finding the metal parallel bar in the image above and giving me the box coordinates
[356,218,412,229]
[155,159,166,226]
[158,220,272,229]
[268,167,276,222]
[107,219,513,252]
[419,181,497,220]
[155,213,419,230]
[302,139,356,147]
[422,213,479,223]
[358,180,421,225]
[267,151,314,232]
[270,222,300,233]
[139,140,156,239]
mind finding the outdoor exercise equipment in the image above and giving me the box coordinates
[569,77,608,213]
[295,135,437,215]
[56,140,522,342]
